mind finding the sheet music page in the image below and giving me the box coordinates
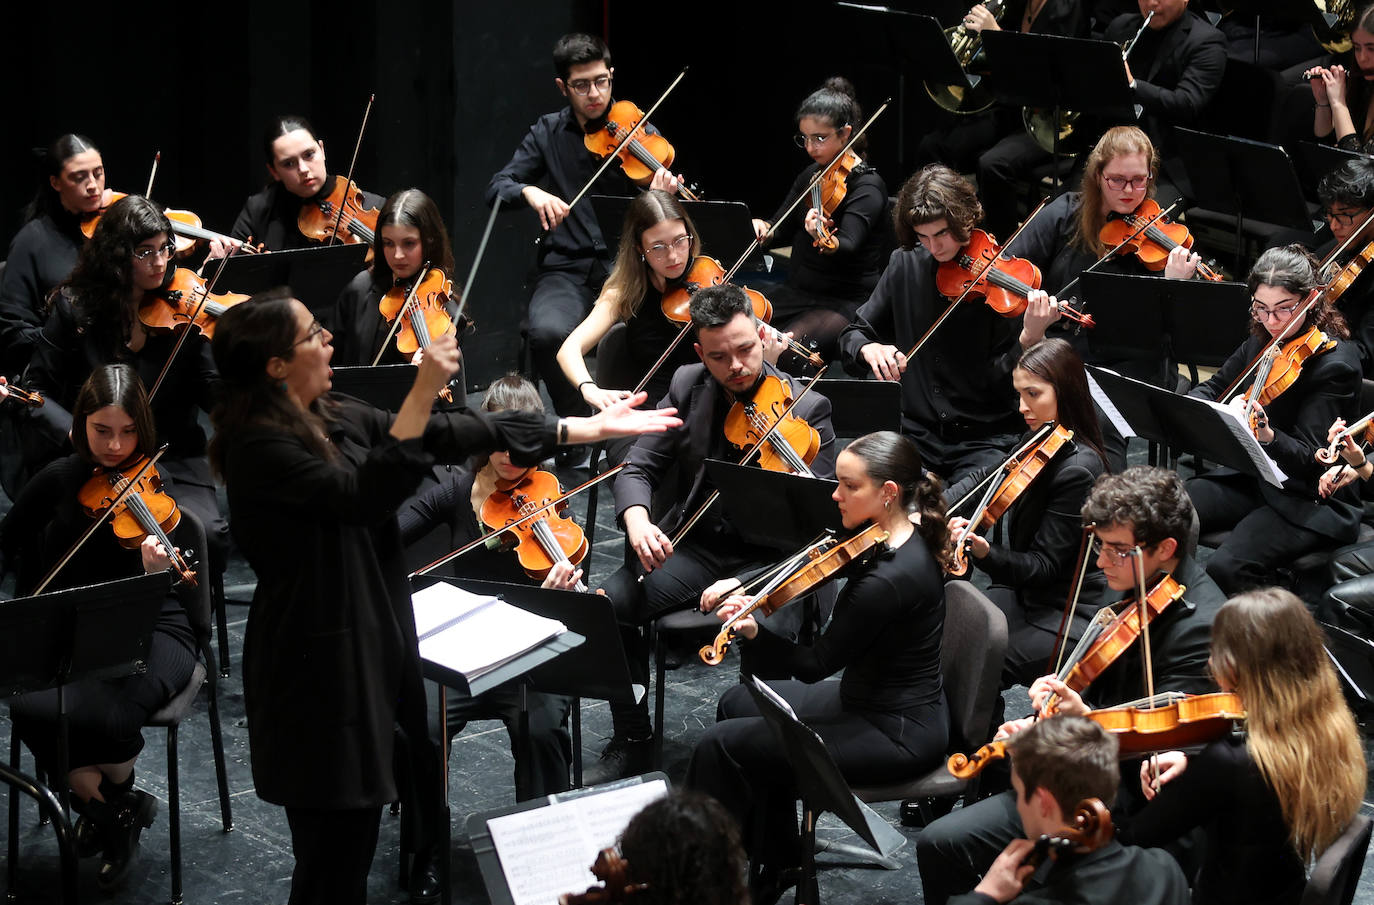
[487,779,668,905]
[412,582,567,678]
[1198,398,1288,486]
[1085,370,1137,438]
[749,676,799,720]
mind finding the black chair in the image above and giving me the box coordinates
[145,507,234,905]
[1301,814,1372,905]
[850,580,1009,825]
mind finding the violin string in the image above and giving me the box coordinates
[745,406,811,475]
[373,264,430,366]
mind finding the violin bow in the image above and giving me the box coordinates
[905,196,1052,361]
[328,93,377,248]
[1049,524,1097,675]
[948,422,1056,514]
[1054,200,1180,299]
[455,195,503,328]
[1131,548,1162,786]
[144,150,161,199]
[1317,205,1374,272]
[373,262,433,367]
[148,251,234,400]
[33,448,169,595]
[408,464,625,578]
[563,68,689,216]
[629,102,890,395]
[667,367,827,550]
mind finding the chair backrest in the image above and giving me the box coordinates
[940,581,1009,752]
[595,322,640,394]
[1302,814,1372,905]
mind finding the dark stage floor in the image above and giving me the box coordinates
[4,434,1374,905]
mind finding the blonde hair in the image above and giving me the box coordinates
[1074,126,1159,256]
[1210,588,1366,863]
[599,189,702,323]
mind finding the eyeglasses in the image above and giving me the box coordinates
[794,131,836,149]
[1324,208,1367,227]
[293,318,326,347]
[1091,537,1142,565]
[1250,301,1298,321]
[567,74,611,96]
[132,242,177,263]
[1101,174,1152,191]
[644,234,692,259]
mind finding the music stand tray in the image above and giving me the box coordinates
[211,244,369,320]
[467,773,670,905]
[705,460,842,551]
[1079,271,1251,371]
[980,32,1135,118]
[330,364,418,413]
[814,378,903,436]
[590,196,766,271]
[836,8,978,89]
[1174,129,1315,230]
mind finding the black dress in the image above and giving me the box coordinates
[685,534,948,862]
[1,454,196,771]
[0,208,84,373]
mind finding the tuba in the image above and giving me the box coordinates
[925,0,1008,115]
[1314,0,1355,53]
[1022,11,1154,156]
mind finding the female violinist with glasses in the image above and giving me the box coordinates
[1185,245,1361,595]
[749,78,889,373]
[2,364,196,893]
[1123,587,1365,905]
[944,337,1112,688]
[207,292,678,905]
[687,431,951,905]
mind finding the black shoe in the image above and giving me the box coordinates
[71,815,103,858]
[749,863,803,905]
[582,736,653,786]
[408,847,443,905]
[96,790,156,892]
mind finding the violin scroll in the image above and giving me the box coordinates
[947,739,1008,780]
[559,848,646,905]
[699,632,733,666]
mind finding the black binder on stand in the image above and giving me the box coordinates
[212,243,369,321]
[705,460,843,551]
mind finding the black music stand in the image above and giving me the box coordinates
[1174,129,1317,254]
[212,243,369,321]
[421,576,641,788]
[745,677,900,904]
[814,378,903,436]
[1293,141,1374,205]
[591,196,766,271]
[1087,366,1286,486]
[330,364,420,412]
[467,773,670,905]
[1079,272,1251,385]
[981,32,1136,178]
[2,572,172,903]
[705,460,842,551]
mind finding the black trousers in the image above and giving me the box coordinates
[768,285,864,374]
[284,805,381,905]
[915,786,1023,905]
[427,679,572,801]
[527,264,606,416]
[906,427,1020,488]
[983,585,1068,690]
[687,680,947,865]
[1186,472,1330,596]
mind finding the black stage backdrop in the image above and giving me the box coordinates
[0,0,961,389]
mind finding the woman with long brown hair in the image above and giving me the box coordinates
[944,337,1112,688]
[1127,587,1366,905]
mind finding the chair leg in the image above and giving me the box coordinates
[8,732,19,901]
[212,574,231,677]
[207,682,233,832]
[167,724,183,905]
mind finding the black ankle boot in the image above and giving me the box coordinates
[92,775,157,893]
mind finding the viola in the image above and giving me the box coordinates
[1316,409,1374,464]
[480,469,589,591]
[948,424,1073,577]
[140,268,250,338]
[583,100,700,200]
[1099,198,1223,281]
[810,149,862,251]
[1020,799,1114,870]
[559,848,645,905]
[1240,326,1335,430]
[298,175,379,251]
[935,230,1096,329]
[723,375,821,476]
[700,523,890,665]
[76,456,197,585]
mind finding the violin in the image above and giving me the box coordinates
[935,230,1096,329]
[1316,409,1374,463]
[559,848,646,905]
[1240,326,1335,431]
[700,523,889,665]
[1322,238,1374,307]
[583,100,700,200]
[0,383,44,407]
[723,375,821,476]
[76,456,197,585]
[139,268,250,338]
[810,149,862,251]
[298,175,379,250]
[480,468,589,591]
[1098,199,1223,281]
[1021,799,1114,870]
[948,424,1073,577]
[378,266,456,356]
[82,192,247,256]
